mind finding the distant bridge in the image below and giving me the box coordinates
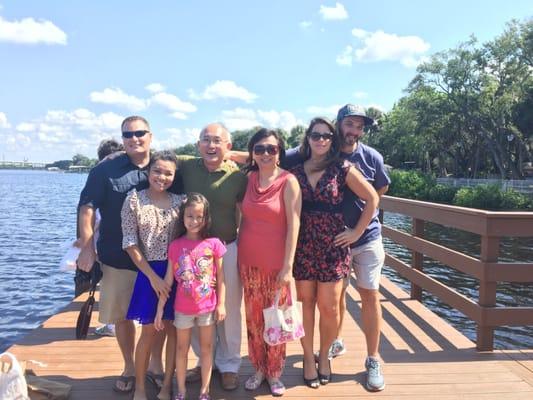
[0,161,47,169]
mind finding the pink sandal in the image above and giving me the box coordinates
[268,378,286,397]
[245,372,265,390]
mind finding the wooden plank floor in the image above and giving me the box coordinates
[7,276,533,399]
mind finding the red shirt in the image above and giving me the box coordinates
[238,170,292,272]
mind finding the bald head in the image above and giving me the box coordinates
[200,122,231,143]
[197,122,232,172]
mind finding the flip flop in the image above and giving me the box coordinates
[146,371,164,389]
[113,375,135,393]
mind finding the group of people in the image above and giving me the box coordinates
[76,103,390,400]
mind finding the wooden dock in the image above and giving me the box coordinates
[7,276,533,399]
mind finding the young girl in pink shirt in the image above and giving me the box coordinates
[155,193,226,400]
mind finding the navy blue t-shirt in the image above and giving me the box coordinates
[284,143,390,247]
[78,153,183,270]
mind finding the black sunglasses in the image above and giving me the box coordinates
[309,132,334,142]
[253,144,279,156]
[122,130,149,139]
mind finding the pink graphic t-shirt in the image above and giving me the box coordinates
[168,237,226,315]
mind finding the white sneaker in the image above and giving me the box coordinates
[314,338,347,361]
[329,338,347,358]
[95,324,115,337]
[365,357,385,391]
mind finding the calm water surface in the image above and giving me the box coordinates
[0,170,531,351]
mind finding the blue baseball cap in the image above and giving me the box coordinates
[336,104,374,126]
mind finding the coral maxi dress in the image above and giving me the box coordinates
[238,169,293,378]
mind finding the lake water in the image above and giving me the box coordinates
[0,169,531,352]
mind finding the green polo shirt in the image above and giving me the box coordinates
[177,157,247,243]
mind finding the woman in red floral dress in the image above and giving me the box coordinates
[291,117,378,388]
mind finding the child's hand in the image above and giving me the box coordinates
[154,312,164,331]
[215,305,226,322]
[149,275,170,300]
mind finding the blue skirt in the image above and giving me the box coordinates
[127,260,175,325]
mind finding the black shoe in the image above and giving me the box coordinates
[303,374,320,389]
[318,359,331,385]
[302,360,320,389]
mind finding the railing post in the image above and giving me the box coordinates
[477,235,499,351]
[411,218,425,301]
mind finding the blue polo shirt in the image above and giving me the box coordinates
[78,153,183,270]
[284,143,390,248]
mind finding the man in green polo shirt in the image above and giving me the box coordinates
[177,122,247,391]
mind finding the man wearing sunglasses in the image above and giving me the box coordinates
[176,122,247,391]
[77,116,182,394]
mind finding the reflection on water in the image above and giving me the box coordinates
[383,212,533,349]
[0,170,531,352]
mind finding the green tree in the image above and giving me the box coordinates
[287,125,305,148]
[377,19,532,178]
[72,153,94,166]
[174,143,198,156]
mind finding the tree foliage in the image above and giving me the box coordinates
[174,143,198,156]
[367,19,533,179]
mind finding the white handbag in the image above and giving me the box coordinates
[263,288,305,346]
[0,352,29,400]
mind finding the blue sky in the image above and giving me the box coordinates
[0,1,531,163]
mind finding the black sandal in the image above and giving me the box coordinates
[318,359,332,385]
[302,360,320,389]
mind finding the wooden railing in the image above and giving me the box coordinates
[380,195,533,351]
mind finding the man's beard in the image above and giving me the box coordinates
[342,132,360,146]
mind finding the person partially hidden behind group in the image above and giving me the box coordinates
[238,128,302,396]
[156,193,226,400]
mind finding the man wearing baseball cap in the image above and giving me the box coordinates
[332,104,390,391]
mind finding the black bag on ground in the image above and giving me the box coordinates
[75,262,102,339]
[75,288,95,340]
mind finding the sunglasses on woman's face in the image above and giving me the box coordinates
[309,132,334,142]
[122,130,149,139]
[253,144,279,156]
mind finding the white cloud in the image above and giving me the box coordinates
[353,91,368,99]
[347,28,430,67]
[152,127,201,150]
[189,80,257,103]
[257,110,299,132]
[90,88,147,111]
[319,3,348,21]
[0,112,10,128]
[306,105,342,117]
[336,45,353,66]
[0,109,125,161]
[170,112,188,120]
[299,21,312,29]
[16,122,35,132]
[221,108,301,132]
[150,92,197,113]
[221,108,259,131]
[0,15,67,45]
[4,133,32,148]
[145,83,165,93]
